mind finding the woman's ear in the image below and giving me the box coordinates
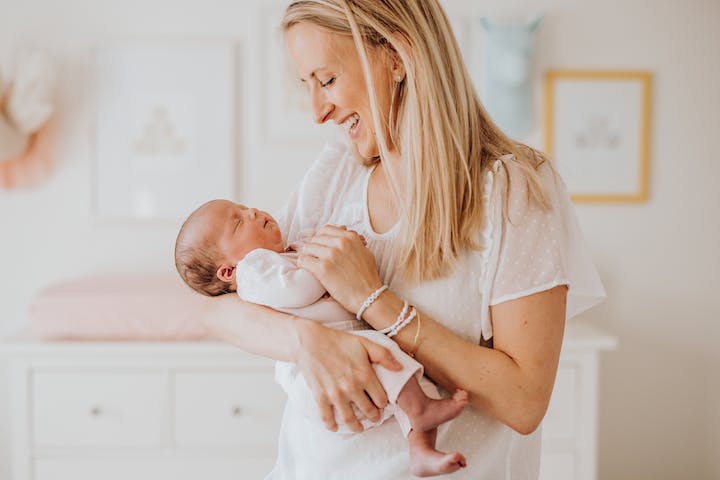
[387,32,411,82]
[216,264,236,283]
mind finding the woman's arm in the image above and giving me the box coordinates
[202,294,403,432]
[298,225,567,435]
[362,284,567,435]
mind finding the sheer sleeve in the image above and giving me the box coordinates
[484,157,606,336]
[273,141,357,247]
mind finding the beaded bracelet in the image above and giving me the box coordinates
[387,308,416,338]
[378,301,408,335]
[356,285,388,320]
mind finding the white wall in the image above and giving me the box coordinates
[1,0,718,479]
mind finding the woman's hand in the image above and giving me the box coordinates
[294,317,402,432]
[296,225,381,314]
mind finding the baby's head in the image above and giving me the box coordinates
[174,199,284,296]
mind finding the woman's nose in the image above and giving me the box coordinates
[311,89,332,124]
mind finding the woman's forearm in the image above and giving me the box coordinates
[202,293,305,362]
[361,287,567,434]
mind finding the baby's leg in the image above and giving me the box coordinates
[397,376,468,433]
[396,377,468,477]
[408,428,467,477]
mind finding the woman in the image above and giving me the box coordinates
[205,1,605,478]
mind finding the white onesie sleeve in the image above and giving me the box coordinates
[235,249,327,310]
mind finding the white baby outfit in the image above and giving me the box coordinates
[265,142,606,480]
[235,248,438,435]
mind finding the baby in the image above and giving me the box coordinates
[174,199,468,477]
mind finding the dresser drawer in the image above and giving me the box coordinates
[32,370,166,447]
[174,370,285,447]
[542,365,577,440]
[34,457,274,480]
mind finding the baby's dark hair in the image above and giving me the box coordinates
[174,204,234,297]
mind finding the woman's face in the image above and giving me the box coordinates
[286,22,396,158]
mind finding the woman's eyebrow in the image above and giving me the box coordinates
[300,67,330,82]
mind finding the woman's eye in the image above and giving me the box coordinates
[321,77,336,88]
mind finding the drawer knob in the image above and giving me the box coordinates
[231,406,243,417]
[89,406,103,417]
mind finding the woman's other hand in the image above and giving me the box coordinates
[294,318,402,432]
[297,224,381,313]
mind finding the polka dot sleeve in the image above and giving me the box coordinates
[488,159,606,318]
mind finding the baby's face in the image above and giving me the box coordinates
[203,200,284,263]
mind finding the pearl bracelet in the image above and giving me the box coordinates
[387,308,416,338]
[356,285,389,320]
[378,301,408,335]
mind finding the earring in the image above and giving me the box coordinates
[394,75,403,82]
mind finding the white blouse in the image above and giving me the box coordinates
[266,142,605,480]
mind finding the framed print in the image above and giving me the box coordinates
[94,40,235,220]
[544,70,652,203]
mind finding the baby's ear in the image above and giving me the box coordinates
[216,264,235,283]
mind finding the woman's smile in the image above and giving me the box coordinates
[286,22,396,159]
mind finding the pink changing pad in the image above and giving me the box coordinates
[29,274,213,341]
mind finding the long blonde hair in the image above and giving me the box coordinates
[282,0,553,282]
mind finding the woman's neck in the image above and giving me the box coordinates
[367,160,401,234]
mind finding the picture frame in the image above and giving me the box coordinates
[544,70,652,203]
[93,40,236,220]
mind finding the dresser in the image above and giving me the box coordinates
[0,323,616,480]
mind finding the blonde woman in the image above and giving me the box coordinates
[204,1,605,478]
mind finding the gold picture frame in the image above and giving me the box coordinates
[544,70,652,203]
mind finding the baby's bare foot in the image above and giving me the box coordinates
[404,388,468,433]
[409,447,467,477]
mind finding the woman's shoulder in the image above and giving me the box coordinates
[490,152,564,212]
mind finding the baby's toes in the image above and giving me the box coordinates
[453,389,469,405]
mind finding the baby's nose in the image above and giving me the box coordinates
[248,208,258,219]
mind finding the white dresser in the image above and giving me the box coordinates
[0,323,616,480]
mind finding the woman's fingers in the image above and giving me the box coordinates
[363,338,403,371]
[332,393,365,433]
[352,391,382,424]
[295,322,391,433]
[316,394,338,432]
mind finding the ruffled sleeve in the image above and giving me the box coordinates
[1,51,56,134]
[273,141,358,247]
[479,156,606,340]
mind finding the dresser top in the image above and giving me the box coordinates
[0,321,617,355]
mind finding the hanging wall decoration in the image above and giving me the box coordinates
[0,50,57,190]
[478,15,543,138]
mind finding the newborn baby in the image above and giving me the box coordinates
[174,199,468,477]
